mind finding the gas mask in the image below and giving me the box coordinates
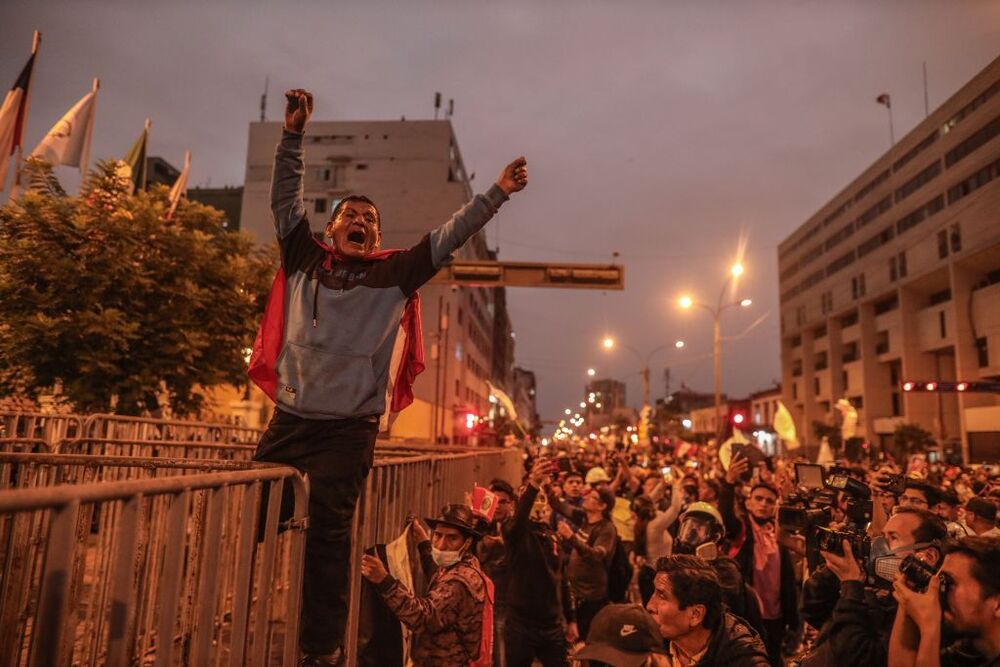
[674,517,720,559]
[868,536,938,583]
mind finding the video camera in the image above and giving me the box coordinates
[780,464,873,571]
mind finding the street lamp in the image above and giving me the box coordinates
[600,337,687,411]
[677,262,753,441]
[587,368,597,377]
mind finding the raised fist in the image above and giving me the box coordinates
[284,89,313,133]
[496,156,528,195]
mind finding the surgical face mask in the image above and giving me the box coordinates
[431,547,463,568]
[869,536,935,582]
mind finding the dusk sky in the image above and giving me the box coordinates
[2,1,998,423]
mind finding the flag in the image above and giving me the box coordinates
[122,118,149,193]
[30,79,98,171]
[0,38,39,189]
[876,93,891,108]
[835,397,858,440]
[773,400,800,450]
[166,150,190,220]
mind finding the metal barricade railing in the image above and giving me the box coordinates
[343,446,523,663]
[55,437,257,461]
[0,457,307,667]
[81,413,263,444]
[0,438,51,454]
[0,412,83,444]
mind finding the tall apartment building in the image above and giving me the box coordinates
[778,55,1000,463]
[240,120,515,444]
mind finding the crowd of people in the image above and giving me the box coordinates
[361,437,1000,667]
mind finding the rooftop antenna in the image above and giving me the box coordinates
[260,76,268,122]
[434,92,441,119]
[447,98,454,119]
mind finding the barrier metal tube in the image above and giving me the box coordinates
[0,464,306,667]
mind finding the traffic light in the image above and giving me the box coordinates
[729,407,748,427]
[902,380,1000,393]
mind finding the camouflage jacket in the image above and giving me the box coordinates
[378,552,487,666]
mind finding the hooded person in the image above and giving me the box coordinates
[362,504,494,667]
[252,89,528,666]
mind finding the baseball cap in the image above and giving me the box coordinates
[571,604,666,667]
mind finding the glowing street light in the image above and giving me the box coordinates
[587,368,596,377]
[579,402,587,409]
[678,295,693,310]
[602,336,615,349]
[730,263,744,278]
[674,340,685,349]
[740,298,753,307]
[564,408,572,415]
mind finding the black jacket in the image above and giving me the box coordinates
[669,612,770,667]
[504,483,575,626]
[719,480,799,630]
[800,570,896,666]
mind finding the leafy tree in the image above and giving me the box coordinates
[0,158,275,415]
[892,422,935,461]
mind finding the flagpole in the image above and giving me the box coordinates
[11,30,41,198]
[886,104,894,147]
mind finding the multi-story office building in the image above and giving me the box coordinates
[240,120,515,444]
[778,56,1000,462]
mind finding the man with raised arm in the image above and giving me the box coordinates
[250,88,528,666]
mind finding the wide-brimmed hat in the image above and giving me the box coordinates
[425,503,482,539]
[571,603,666,667]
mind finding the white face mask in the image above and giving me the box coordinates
[431,547,463,568]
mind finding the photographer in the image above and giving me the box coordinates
[798,508,947,666]
[720,454,798,665]
[889,536,1000,667]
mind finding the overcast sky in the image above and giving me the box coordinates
[2,1,998,423]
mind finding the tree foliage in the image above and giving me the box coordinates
[892,422,935,460]
[0,158,276,415]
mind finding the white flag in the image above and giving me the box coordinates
[166,150,190,220]
[30,79,97,171]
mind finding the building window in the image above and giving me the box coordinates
[820,291,833,315]
[796,306,806,326]
[815,351,828,371]
[938,230,949,259]
[851,274,867,300]
[891,392,901,417]
[841,311,859,328]
[876,331,890,355]
[314,198,327,214]
[814,377,821,395]
[792,383,798,400]
[852,395,864,409]
[842,370,849,390]
[889,252,907,281]
[455,379,460,397]
[978,337,989,368]
[950,224,962,254]
[939,311,947,339]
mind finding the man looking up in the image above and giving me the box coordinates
[252,89,528,666]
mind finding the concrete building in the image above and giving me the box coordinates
[188,185,243,231]
[749,384,781,430]
[145,156,180,188]
[239,119,517,444]
[512,367,540,435]
[778,55,1000,463]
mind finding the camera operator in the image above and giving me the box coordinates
[797,508,947,666]
[721,454,798,665]
[889,536,1000,667]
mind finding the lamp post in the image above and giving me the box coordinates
[600,337,686,412]
[678,263,752,441]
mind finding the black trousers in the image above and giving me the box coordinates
[254,409,378,655]
[575,597,609,644]
[504,613,568,667]
[762,617,787,667]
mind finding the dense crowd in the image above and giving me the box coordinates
[361,438,1000,667]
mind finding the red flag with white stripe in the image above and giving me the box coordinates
[0,35,39,189]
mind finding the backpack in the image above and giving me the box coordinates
[606,536,634,603]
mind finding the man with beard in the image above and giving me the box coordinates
[720,454,798,666]
[252,88,528,666]
[889,536,1000,666]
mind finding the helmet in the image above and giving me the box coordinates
[585,467,611,485]
[679,501,726,536]
[674,502,726,556]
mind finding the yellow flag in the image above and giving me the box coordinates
[773,400,800,450]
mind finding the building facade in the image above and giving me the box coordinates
[239,120,518,444]
[778,56,1000,462]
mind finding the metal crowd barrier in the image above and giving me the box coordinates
[343,446,524,663]
[81,413,263,444]
[0,456,307,667]
[56,437,257,461]
[0,412,83,444]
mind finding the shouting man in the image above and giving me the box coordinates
[250,89,528,666]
